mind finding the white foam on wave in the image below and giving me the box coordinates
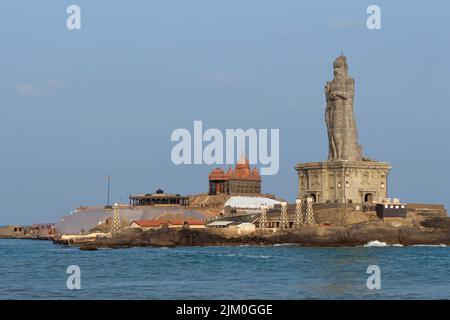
[273,243,298,247]
[412,244,447,247]
[363,241,448,248]
[364,240,388,247]
[363,241,405,247]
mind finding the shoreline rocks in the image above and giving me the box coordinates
[71,217,450,250]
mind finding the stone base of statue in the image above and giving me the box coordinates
[295,160,391,204]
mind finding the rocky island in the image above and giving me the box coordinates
[6,55,449,250]
[49,202,449,249]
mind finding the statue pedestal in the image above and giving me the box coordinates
[295,160,391,204]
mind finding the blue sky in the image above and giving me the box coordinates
[1,1,449,224]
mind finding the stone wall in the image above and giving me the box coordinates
[295,160,390,204]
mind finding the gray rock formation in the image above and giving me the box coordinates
[68,214,450,249]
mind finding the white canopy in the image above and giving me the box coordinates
[207,220,234,227]
[224,196,281,209]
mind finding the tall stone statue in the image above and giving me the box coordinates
[296,55,390,205]
[325,55,362,161]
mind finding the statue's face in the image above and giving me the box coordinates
[333,61,346,78]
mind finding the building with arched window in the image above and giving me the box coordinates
[208,157,261,195]
[129,189,189,206]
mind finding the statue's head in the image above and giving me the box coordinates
[333,55,348,79]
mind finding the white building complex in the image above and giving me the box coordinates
[224,196,281,210]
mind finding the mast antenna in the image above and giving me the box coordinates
[107,175,111,207]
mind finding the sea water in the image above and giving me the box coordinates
[0,239,449,299]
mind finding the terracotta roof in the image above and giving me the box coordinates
[208,157,261,182]
[251,167,260,177]
[184,219,205,226]
[208,168,229,181]
[168,219,205,226]
[168,220,185,226]
[132,220,165,227]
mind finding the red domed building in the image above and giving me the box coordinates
[208,157,261,195]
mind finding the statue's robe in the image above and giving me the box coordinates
[325,75,362,161]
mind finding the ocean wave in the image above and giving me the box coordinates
[45,248,78,252]
[364,240,388,247]
[241,255,270,259]
[363,241,404,247]
[273,243,298,247]
[363,241,448,248]
[224,253,270,259]
[411,244,447,247]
